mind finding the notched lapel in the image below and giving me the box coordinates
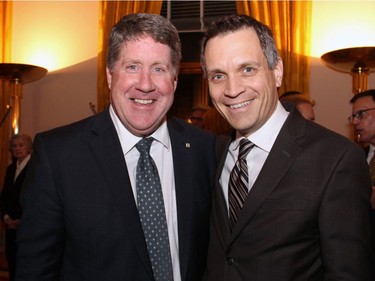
[167,118,194,279]
[213,138,232,246]
[229,112,305,243]
[89,111,154,279]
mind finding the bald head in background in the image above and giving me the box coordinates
[279,91,315,121]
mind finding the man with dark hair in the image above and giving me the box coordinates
[349,88,375,281]
[16,13,216,281]
[201,14,371,281]
[279,90,315,121]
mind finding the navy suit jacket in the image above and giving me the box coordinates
[16,109,216,281]
[205,107,372,281]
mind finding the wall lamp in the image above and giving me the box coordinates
[321,47,375,95]
[0,63,47,135]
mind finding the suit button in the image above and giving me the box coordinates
[226,257,234,265]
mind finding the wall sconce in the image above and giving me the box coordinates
[0,63,47,135]
[321,47,375,94]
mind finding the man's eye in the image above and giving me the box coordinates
[154,67,165,73]
[244,66,253,73]
[127,65,138,71]
[358,111,366,118]
[211,74,224,81]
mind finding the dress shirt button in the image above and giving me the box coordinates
[226,257,234,265]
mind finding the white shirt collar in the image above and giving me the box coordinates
[250,101,288,152]
[231,101,288,152]
[369,144,375,155]
[17,154,31,168]
[109,105,171,155]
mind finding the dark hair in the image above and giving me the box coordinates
[200,14,280,77]
[106,13,182,75]
[350,89,375,104]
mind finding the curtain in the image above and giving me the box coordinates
[97,1,163,112]
[0,1,12,188]
[236,1,312,99]
[0,0,12,241]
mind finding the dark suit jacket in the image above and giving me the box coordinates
[205,108,372,281]
[1,162,29,220]
[364,146,375,281]
[16,109,216,281]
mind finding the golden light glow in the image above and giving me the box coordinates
[311,1,375,58]
[11,1,98,72]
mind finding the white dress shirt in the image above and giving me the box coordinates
[14,154,31,181]
[220,101,289,211]
[367,144,374,164]
[110,106,181,281]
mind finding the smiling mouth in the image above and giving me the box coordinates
[132,98,154,105]
[229,100,252,109]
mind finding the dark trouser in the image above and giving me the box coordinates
[5,229,17,281]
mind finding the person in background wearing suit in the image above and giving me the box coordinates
[349,88,375,281]
[200,14,371,281]
[279,90,315,121]
[16,13,216,281]
[0,133,32,281]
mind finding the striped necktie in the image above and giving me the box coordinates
[228,138,254,231]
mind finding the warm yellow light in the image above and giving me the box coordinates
[311,1,375,58]
[28,51,57,72]
[11,1,98,72]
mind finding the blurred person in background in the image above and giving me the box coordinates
[188,105,210,129]
[1,133,32,281]
[279,90,315,121]
[349,89,375,281]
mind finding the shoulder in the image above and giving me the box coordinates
[167,116,216,141]
[167,116,217,159]
[283,109,363,157]
[35,110,111,144]
[32,110,115,159]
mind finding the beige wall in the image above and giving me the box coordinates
[12,1,98,137]
[11,1,375,140]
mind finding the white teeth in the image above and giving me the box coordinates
[134,99,153,105]
[230,100,251,109]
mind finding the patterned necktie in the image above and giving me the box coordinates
[228,138,254,231]
[135,137,173,281]
[369,154,375,185]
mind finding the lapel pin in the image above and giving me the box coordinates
[185,143,190,148]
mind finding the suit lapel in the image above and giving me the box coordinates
[212,137,232,248]
[89,110,154,279]
[229,110,305,243]
[167,118,194,280]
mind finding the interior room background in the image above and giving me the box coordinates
[2,0,375,154]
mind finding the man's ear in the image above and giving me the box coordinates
[173,75,178,92]
[273,58,283,88]
[106,67,112,90]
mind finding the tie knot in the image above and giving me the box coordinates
[135,137,154,155]
[238,138,253,160]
